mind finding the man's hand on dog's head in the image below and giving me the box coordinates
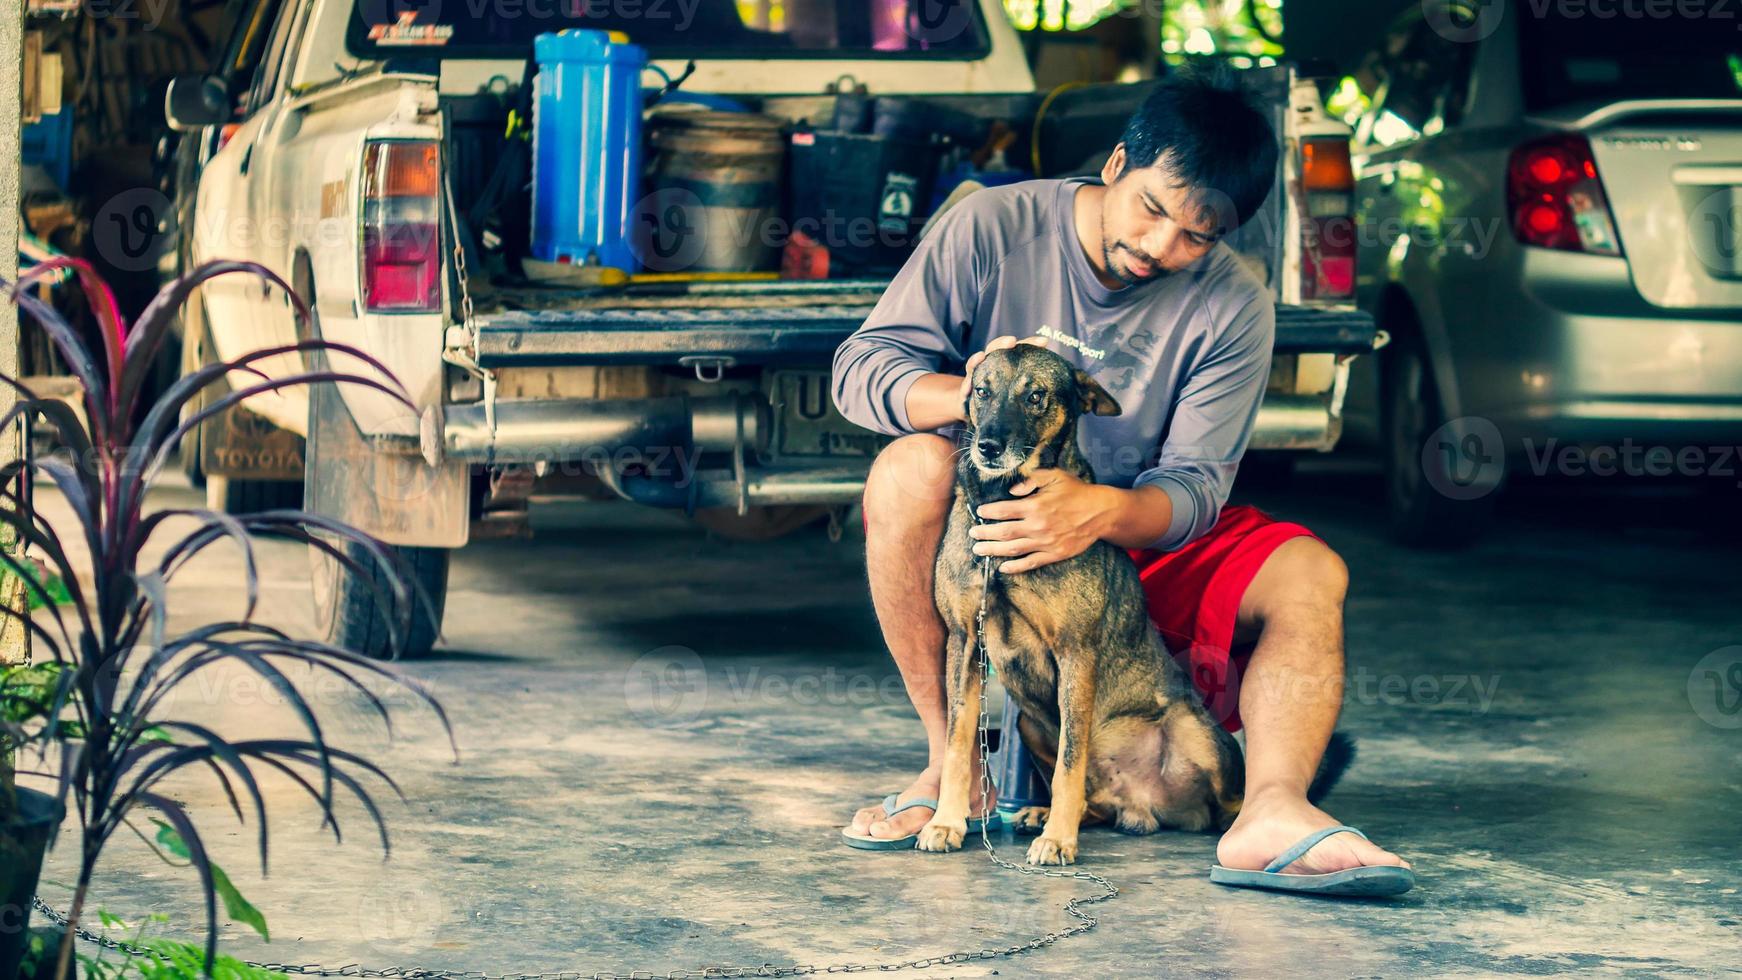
[970,469,1119,574]
[956,336,1050,422]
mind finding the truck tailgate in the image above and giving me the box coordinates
[470,281,1378,367]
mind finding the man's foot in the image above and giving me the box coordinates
[847,765,996,841]
[1216,788,1410,875]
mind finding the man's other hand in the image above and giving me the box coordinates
[969,469,1118,573]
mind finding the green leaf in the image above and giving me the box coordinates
[152,820,272,942]
[99,909,127,929]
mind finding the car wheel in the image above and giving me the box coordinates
[1383,342,1498,547]
[310,537,448,660]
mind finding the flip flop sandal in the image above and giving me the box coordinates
[1209,825,1416,897]
[840,794,1005,851]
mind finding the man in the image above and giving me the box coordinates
[830,68,1411,888]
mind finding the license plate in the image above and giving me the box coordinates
[768,370,891,458]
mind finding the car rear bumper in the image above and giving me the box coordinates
[1454,250,1742,446]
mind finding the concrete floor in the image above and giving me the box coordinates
[30,464,1742,978]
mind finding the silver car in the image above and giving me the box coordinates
[1341,0,1742,545]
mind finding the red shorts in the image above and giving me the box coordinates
[1128,505,1320,733]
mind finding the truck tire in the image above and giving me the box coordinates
[182,290,305,511]
[206,475,303,513]
[298,267,449,659]
[310,538,448,660]
[1383,341,1498,547]
[177,310,205,489]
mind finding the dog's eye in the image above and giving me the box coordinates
[1027,391,1046,407]
[974,385,990,399]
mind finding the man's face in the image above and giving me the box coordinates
[1095,144,1226,286]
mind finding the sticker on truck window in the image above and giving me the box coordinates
[367,11,453,46]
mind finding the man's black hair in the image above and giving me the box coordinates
[1116,64,1279,231]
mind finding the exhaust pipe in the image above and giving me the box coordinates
[425,395,762,466]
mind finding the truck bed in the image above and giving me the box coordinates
[469,279,1377,368]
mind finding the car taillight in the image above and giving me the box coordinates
[361,140,442,312]
[1300,136,1355,301]
[1506,134,1621,256]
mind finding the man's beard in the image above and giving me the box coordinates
[1102,241,1164,287]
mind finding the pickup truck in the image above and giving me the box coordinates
[161,0,1378,658]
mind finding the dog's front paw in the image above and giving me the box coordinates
[915,818,967,853]
[1025,834,1078,866]
[1010,806,1050,834]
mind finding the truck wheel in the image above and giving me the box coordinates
[182,290,305,511]
[1383,342,1498,547]
[206,475,303,513]
[310,539,448,660]
[177,308,205,489]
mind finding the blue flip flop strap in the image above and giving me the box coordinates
[883,795,940,818]
[1264,825,1369,874]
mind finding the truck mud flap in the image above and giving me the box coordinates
[305,377,470,549]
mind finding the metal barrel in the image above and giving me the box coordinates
[640,111,786,273]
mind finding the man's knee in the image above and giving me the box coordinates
[864,434,957,530]
[1241,537,1348,627]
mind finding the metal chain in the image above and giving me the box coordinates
[38,560,1118,980]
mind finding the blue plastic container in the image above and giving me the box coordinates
[530,30,647,272]
[990,692,1049,814]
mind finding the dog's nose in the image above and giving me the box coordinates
[976,437,1003,458]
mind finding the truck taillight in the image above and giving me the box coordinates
[361,140,442,312]
[1300,136,1355,301]
[1506,134,1621,256]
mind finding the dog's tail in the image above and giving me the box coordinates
[1306,732,1357,804]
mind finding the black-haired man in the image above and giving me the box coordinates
[832,69,1412,893]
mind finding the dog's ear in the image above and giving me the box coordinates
[1073,369,1122,417]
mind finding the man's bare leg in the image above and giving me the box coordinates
[1215,537,1412,874]
[847,434,996,841]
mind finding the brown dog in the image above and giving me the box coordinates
[914,344,1247,866]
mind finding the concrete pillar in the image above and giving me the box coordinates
[1,0,23,666]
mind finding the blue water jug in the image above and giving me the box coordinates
[531,30,647,272]
[990,692,1049,815]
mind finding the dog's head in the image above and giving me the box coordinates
[964,344,1121,482]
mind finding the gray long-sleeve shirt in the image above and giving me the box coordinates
[831,177,1275,551]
